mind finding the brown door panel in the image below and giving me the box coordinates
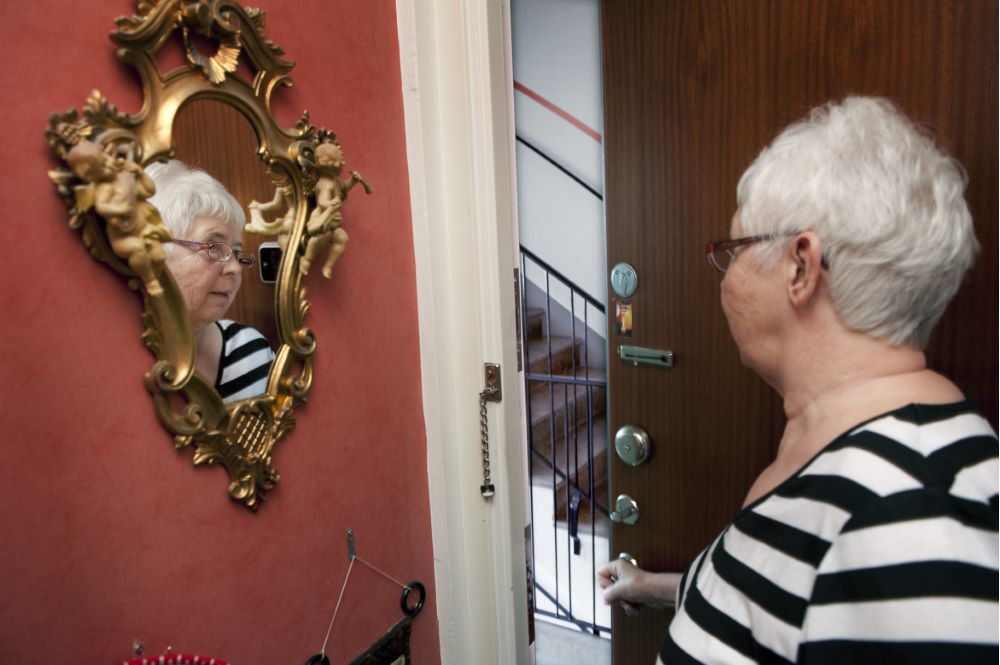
[602,1,996,662]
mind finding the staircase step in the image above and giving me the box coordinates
[554,451,609,529]
[527,336,581,376]
[530,415,611,535]
[528,368,607,406]
[527,365,607,399]
[531,414,607,485]
[525,307,545,340]
[529,381,607,449]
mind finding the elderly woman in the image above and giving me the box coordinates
[146,160,275,403]
[598,98,998,663]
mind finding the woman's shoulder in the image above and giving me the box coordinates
[215,319,275,361]
[758,401,996,537]
[841,399,996,462]
[746,400,996,538]
[216,319,269,341]
[842,399,997,505]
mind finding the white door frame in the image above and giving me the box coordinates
[396,2,530,663]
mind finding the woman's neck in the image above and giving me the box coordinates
[194,322,223,384]
[776,330,959,460]
[740,338,961,508]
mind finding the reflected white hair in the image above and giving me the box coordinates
[737,96,978,349]
[145,160,245,243]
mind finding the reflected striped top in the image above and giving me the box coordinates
[659,401,999,664]
[215,319,275,403]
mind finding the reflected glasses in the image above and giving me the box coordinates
[170,239,256,267]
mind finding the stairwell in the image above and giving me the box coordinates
[525,306,610,535]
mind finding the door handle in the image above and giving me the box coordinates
[614,424,652,466]
[608,552,639,584]
[617,552,638,567]
[610,494,639,525]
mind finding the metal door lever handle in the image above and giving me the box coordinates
[610,494,640,525]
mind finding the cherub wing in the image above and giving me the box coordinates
[67,183,97,229]
[73,183,97,213]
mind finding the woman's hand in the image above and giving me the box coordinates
[596,559,682,616]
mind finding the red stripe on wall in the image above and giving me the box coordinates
[513,80,603,143]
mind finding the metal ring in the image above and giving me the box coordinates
[400,580,426,617]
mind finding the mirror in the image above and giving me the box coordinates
[44,0,369,509]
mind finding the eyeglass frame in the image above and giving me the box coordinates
[170,238,257,267]
[705,232,828,273]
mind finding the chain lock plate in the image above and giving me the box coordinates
[483,363,502,403]
[479,363,502,498]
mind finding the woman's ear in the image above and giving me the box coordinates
[787,232,823,308]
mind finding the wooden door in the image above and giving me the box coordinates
[600,1,998,662]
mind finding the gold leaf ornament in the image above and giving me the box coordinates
[183,25,241,84]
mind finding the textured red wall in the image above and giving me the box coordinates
[0,1,438,663]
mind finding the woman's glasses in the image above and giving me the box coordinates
[170,239,256,267]
[705,232,828,273]
[705,234,780,272]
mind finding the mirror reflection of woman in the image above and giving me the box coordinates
[146,160,275,403]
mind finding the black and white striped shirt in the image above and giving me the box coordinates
[660,401,999,664]
[215,319,275,403]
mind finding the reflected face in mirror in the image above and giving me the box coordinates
[148,159,275,402]
[166,215,244,332]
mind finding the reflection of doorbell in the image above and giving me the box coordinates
[258,242,282,284]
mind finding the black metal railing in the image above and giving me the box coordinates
[521,245,610,636]
[516,136,603,201]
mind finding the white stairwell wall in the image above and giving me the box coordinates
[513,0,607,333]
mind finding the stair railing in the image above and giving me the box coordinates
[520,245,610,636]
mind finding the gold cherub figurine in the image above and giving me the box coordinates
[65,141,170,296]
[300,141,370,279]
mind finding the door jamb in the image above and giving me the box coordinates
[396,1,529,663]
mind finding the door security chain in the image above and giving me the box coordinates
[479,363,502,498]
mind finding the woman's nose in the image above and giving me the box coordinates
[221,254,242,275]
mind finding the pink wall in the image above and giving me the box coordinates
[0,1,439,662]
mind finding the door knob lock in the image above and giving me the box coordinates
[615,424,652,466]
[610,494,640,525]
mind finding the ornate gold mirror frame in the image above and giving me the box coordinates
[45,0,365,509]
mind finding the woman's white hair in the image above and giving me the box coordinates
[737,96,978,349]
[145,160,245,243]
